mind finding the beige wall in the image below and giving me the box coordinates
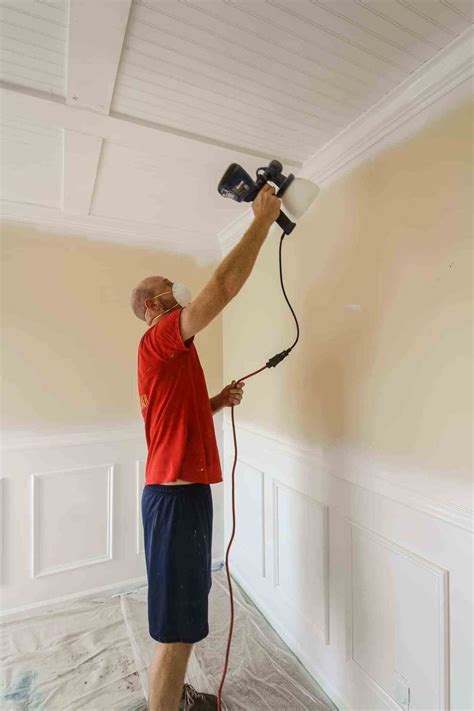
[1,226,222,436]
[223,98,473,487]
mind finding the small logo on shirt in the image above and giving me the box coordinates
[140,394,149,410]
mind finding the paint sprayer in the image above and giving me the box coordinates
[218,159,320,235]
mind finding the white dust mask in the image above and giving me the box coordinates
[171,282,192,307]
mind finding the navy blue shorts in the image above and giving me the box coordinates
[141,483,213,644]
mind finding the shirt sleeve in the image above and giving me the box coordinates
[146,308,194,361]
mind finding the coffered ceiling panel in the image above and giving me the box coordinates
[0,116,62,205]
[89,139,276,232]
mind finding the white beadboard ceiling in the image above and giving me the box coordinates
[0,0,472,262]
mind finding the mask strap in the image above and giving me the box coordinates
[151,290,172,301]
[146,290,179,325]
[145,290,171,319]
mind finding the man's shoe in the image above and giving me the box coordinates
[179,682,219,710]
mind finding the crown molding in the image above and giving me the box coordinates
[300,26,474,186]
[217,27,474,256]
[217,209,254,257]
[0,200,220,264]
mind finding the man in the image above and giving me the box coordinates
[129,185,281,711]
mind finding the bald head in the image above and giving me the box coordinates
[130,275,170,322]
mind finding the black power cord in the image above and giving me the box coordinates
[266,232,300,367]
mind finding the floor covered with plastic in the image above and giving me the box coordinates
[1,569,337,710]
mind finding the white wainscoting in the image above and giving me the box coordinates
[1,414,225,616]
[223,420,473,711]
[31,463,115,578]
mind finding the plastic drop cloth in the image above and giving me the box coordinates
[120,568,337,711]
[0,595,146,711]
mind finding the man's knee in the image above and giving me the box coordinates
[156,641,193,660]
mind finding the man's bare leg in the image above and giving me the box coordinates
[148,641,193,711]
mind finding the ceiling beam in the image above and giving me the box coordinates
[63,0,132,215]
[0,83,298,260]
[62,131,103,215]
[66,0,132,114]
[0,84,301,168]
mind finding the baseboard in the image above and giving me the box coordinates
[1,558,225,619]
[230,565,351,711]
[0,575,148,620]
[211,557,224,571]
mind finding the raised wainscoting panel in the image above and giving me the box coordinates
[227,458,265,579]
[0,428,149,613]
[346,520,449,710]
[31,464,114,578]
[273,479,329,645]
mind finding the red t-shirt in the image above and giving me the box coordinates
[137,307,223,485]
